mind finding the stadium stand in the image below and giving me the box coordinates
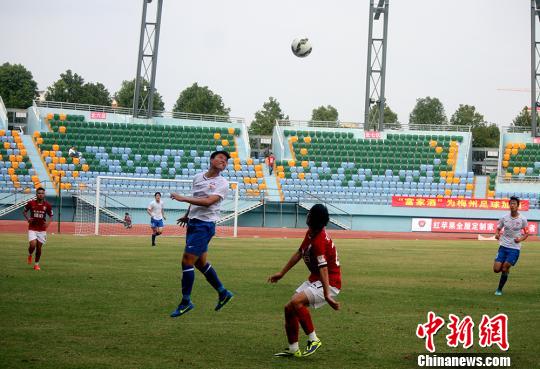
[501,142,540,180]
[33,113,267,199]
[274,129,474,203]
[494,132,540,209]
[0,129,39,192]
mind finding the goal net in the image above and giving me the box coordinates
[74,176,239,237]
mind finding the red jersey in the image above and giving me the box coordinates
[299,228,341,289]
[25,200,53,231]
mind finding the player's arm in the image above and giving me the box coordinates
[146,204,153,217]
[23,205,30,222]
[45,212,53,230]
[516,225,529,243]
[268,250,302,283]
[319,266,340,310]
[495,219,503,240]
[161,207,166,220]
[170,193,221,207]
[45,205,53,230]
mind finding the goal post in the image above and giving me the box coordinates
[74,176,239,237]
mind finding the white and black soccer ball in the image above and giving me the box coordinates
[291,38,312,58]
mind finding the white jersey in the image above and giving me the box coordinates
[497,213,528,250]
[148,200,165,220]
[188,172,229,222]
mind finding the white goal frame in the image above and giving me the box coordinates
[93,176,239,237]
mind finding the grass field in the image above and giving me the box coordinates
[1,234,539,369]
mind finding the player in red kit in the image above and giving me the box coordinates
[23,187,53,271]
[268,204,341,358]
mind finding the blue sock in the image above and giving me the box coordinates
[498,272,509,291]
[181,264,195,304]
[199,263,226,296]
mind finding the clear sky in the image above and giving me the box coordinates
[0,0,532,126]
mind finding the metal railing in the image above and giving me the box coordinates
[35,100,245,124]
[274,120,286,158]
[241,122,251,157]
[277,119,353,129]
[497,175,540,183]
[502,125,533,134]
[385,123,472,132]
[0,95,8,128]
[0,181,57,217]
[296,189,354,230]
[277,119,473,133]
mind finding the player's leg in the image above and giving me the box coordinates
[28,238,36,265]
[33,241,43,270]
[154,225,163,244]
[170,252,197,317]
[150,223,157,246]
[493,246,506,274]
[171,219,201,317]
[195,252,233,311]
[497,261,514,295]
[293,284,326,356]
[181,252,197,303]
[494,247,511,295]
[275,292,309,357]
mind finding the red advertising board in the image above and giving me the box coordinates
[364,131,381,139]
[412,218,538,235]
[90,112,107,120]
[392,196,529,211]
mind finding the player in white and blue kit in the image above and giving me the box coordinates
[493,196,529,296]
[147,192,166,247]
[169,150,234,317]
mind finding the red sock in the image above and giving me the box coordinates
[284,305,299,344]
[296,305,315,335]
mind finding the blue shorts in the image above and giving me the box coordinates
[185,219,216,257]
[150,218,164,228]
[495,246,520,266]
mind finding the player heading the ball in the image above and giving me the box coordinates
[169,150,234,317]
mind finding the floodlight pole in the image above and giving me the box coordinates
[364,0,389,132]
[532,0,540,136]
[133,0,163,119]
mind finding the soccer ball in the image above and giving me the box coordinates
[291,38,312,58]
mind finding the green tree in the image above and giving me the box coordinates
[46,70,113,106]
[367,104,400,129]
[115,79,165,112]
[46,70,86,103]
[450,104,498,147]
[114,79,165,111]
[512,106,532,127]
[173,83,230,116]
[450,104,484,127]
[249,97,288,135]
[409,96,447,125]
[0,62,38,108]
[82,82,112,106]
[311,105,338,122]
[471,123,500,148]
